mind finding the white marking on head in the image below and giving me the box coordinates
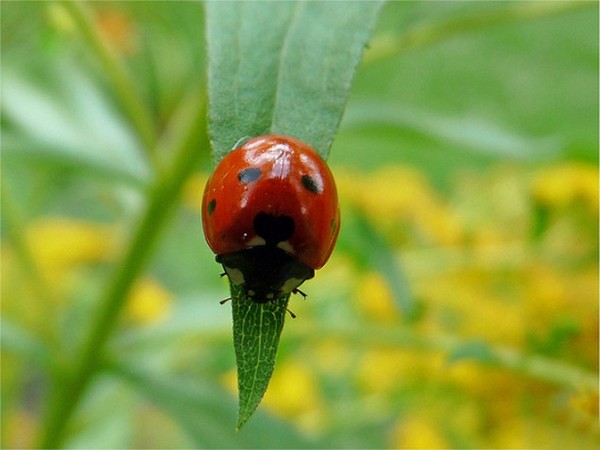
[247,236,266,246]
[281,277,304,295]
[277,240,294,253]
[224,267,245,286]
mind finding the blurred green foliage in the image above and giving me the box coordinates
[1,1,598,449]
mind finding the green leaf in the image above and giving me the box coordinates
[63,378,136,450]
[230,287,290,430]
[332,1,598,177]
[206,0,384,160]
[2,132,148,188]
[1,59,151,186]
[340,207,418,320]
[206,0,383,428]
[342,102,564,161]
[0,319,50,367]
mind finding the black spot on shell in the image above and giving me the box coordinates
[238,167,261,183]
[207,198,217,215]
[301,174,322,194]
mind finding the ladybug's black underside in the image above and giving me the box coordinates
[217,246,314,303]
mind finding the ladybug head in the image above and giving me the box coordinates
[216,245,314,304]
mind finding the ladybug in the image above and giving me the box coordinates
[202,134,340,304]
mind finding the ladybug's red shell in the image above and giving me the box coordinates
[202,135,340,271]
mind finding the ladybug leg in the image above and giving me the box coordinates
[293,288,307,299]
[220,272,227,278]
[284,306,297,319]
[266,298,297,319]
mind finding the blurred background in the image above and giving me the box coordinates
[1,1,598,448]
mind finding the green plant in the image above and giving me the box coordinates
[1,1,597,448]
[206,1,383,428]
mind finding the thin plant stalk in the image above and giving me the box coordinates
[37,88,207,449]
[58,0,158,164]
[364,0,591,63]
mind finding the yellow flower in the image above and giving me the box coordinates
[27,217,113,268]
[565,268,600,365]
[445,360,488,393]
[359,166,432,217]
[489,419,527,449]
[376,166,462,246]
[355,348,440,393]
[261,360,322,419]
[532,163,598,211]
[417,204,464,247]
[391,414,447,449]
[357,348,402,393]
[524,265,568,328]
[126,278,173,325]
[463,297,525,347]
[310,340,353,376]
[453,166,529,246]
[25,217,114,287]
[568,389,600,426]
[355,272,399,323]
[356,166,431,226]
[333,167,363,201]
[419,270,525,346]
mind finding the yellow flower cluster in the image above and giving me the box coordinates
[2,217,115,330]
[336,167,463,247]
[355,272,400,323]
[2,217,173,327]
[234,162,598,447]
[126,277,173,325]
[25,217,115,286]
[390,413,447,449]
[532,163,598,212]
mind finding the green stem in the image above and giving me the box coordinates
[37,88,207,449]
[59,0,158,163]
[364,0,592,63]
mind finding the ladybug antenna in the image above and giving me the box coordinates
[285,306,297,319]
[219,297,232,305]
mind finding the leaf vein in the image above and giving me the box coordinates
[269,0,304,134]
